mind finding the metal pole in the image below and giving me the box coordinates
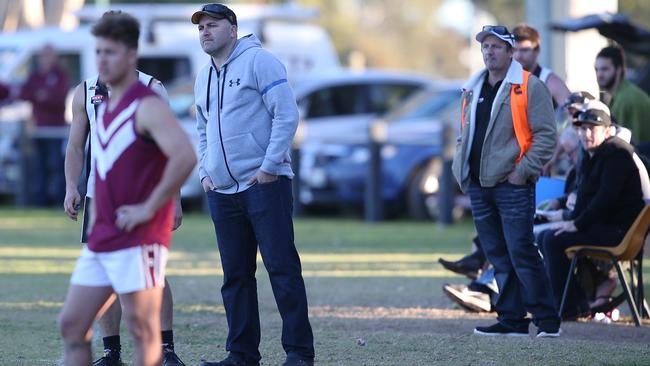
[291,145,303,217]
[16,120,30,207]
[365,123,384,222]
[438,124,455,225]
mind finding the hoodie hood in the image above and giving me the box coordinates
[222,34,262,66]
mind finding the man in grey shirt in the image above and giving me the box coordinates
[192,4,314,366]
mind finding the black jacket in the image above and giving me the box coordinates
[570,136,645,231]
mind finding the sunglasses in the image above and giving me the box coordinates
[482,25,513,38]
[577,111,606,124]
[201,4,236,25]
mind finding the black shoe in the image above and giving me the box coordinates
[92,349,125,366]
[438,255,484,279]
[162,346,186,366]
[467,281,493,295]
[200,353,258,366]
[536,325,562,338]
[442,283,492,313]
[474,322,528,337]
[282,358,314,366]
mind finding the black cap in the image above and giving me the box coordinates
[191,3,237,25]
[563,91,595,110]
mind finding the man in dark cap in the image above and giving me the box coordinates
[192,4,315,366]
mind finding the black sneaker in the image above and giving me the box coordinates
[536,324,562,338]
[473,322,528,337]
[92,349,125,366]
[438,255,484,279]
[163,346,186,366]
[200,353,258,366]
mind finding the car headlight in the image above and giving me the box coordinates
[381,145,397,159]
[307,167,327,188]
[422,174,439,194]
[351,147,370,163]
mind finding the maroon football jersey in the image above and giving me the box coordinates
[88,81,173,252]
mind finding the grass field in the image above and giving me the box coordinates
[1,209,650,365]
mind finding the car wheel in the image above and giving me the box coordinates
[407,160,440,220]
[407,159,463,221]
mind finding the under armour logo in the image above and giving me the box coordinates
[229,79,241,87]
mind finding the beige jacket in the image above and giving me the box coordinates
[452,60,556,192]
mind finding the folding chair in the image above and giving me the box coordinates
[559,205,650,326]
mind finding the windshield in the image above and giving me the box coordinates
[385,89,460,122]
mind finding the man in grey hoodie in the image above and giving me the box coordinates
[191,4,314,366]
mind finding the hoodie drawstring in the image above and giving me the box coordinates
[220,65,227,111]
[206,67,213,115]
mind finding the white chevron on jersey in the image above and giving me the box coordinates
[96,100,139,146]
[93,101,139,180]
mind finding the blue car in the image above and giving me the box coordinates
[299,86,469,220]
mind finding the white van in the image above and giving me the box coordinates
[0,2,339,93]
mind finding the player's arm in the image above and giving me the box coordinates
[115,96,196,232]
[546,73,571,108]
[63,83,90,220]
[149,78,183,230]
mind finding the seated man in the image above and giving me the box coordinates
[539,100,645,318]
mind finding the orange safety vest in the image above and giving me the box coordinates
[461,70,532,164]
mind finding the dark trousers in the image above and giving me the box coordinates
[31,137,65,206]
[206,177,314,363]
[538,225,625,315]
[468,181,559,330]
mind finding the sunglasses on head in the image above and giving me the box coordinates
[577,111,606,124]
[201,3,236,25]
[482,25,513,38]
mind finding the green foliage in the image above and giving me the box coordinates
[620,0,650,30]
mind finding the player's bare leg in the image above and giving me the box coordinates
[59,285,116,366]
[120,287,163,366]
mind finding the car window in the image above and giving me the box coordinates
[366,83,422,115]
[303,82,424,119]
[304,84,363,118]
[387,89,460,122]
[137,56,191,85]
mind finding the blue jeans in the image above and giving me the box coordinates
[206,177,314,363]
[468,181,559,330]
[31,137,65,206]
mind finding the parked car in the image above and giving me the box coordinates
[294,69,434,144]
[298,86,470,220]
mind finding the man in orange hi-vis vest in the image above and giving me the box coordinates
[452,25,559,338]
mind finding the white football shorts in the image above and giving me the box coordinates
[70,244,168,294]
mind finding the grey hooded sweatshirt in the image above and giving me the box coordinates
[194,34,298,194]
